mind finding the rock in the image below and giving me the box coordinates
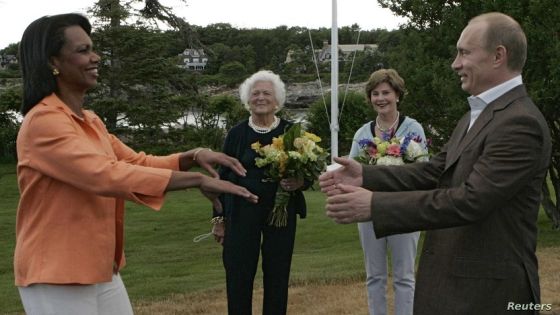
[201,81,367,109]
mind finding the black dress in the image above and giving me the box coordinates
[216,118,309,315]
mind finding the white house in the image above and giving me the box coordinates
[0,54,18,69]
[178,48,208,70]
[316,40,378,62]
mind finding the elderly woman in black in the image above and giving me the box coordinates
[212,70,310,315]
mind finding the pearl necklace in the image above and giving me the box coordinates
[248,116,280,134]
[375,112,399,132]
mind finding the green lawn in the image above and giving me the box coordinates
[0,163,365,313]
[0,162,558,313]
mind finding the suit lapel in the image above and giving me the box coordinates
[444,85,528,170]
[445,115,470,167]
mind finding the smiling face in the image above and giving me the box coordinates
[249,80,278,117]
[451,21,496,96]
[370,82,399,116]
[50,25,100,94]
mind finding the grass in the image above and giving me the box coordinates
[0,163,364,313]
[0,162,558,314]
[121,186,367,304]
[0,164,19,314]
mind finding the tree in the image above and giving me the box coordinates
[208,94,248,131]
[196,23,236,46]
[339,24,361,45]
[198,94,248,149]
[378,0,560,228]
[342,49,386,82]
[282,44,312,75]
[307,90,373,155]
[0,43,21,79]
[219,61,247,86]
[90,26,192,123]
[204,43,232,74]
[0,43,18,56]
[86,0,203,154]
[0,85,21,160]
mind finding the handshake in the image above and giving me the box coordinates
[319,157,374,224]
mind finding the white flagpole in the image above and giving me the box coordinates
[330,0,339,161]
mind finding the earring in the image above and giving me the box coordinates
[52,68,60,76]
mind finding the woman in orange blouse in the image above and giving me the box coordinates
[15,13,257,314]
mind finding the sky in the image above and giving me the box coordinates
[0,0,407,49]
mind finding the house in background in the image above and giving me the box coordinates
[0,54,18,69]
[178,48,208,70]
[284,40,378,71]
[316,40,378,62]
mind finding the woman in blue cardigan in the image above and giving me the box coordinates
[349,69,427,315]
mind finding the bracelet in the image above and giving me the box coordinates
[211,216,225,225]
[193,148,212,161]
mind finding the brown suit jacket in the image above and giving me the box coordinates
[367,85,551,315]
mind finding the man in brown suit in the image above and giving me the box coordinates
[320,12,551,315]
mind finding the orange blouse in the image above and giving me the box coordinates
[15,94,180,286]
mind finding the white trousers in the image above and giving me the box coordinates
[358,222,419,315]
[18,273,134,315]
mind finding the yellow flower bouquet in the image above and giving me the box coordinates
[251,123,328,227]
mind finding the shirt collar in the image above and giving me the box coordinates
[465,75,523,131]
[41,93,96,123]
[475,75,523,105]
[467,96,486,111]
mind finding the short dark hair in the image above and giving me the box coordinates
[19,13,92,115]
[470,12,527,72]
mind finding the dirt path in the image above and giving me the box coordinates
[134,247,560,314]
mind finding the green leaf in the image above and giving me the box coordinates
[283,123,301,151]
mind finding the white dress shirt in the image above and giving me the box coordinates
[467,75,523,131]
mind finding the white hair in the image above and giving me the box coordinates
[239,70,286,113]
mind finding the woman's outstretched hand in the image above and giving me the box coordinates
[166,172,258,211]
[199,175,258,212]
[181,148,247,178]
